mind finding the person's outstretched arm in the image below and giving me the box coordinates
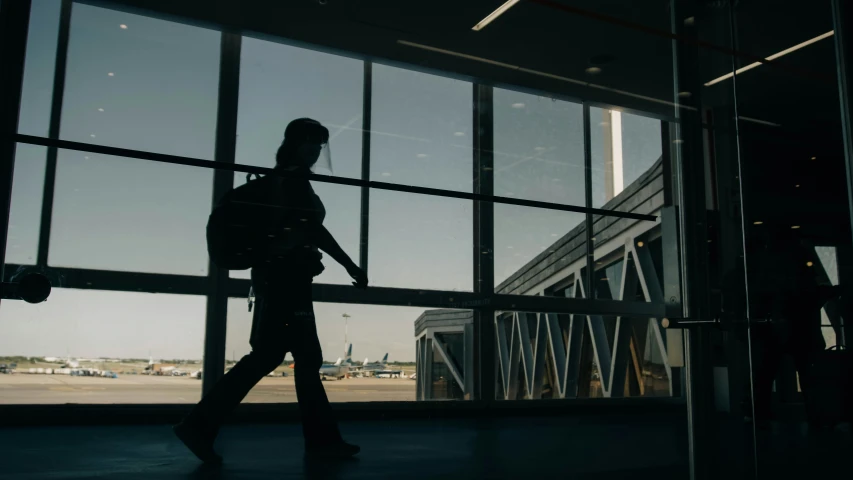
[309,224,368,288]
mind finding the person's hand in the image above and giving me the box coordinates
[347,264,368,289]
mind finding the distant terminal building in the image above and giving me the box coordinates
[414,309,473,401]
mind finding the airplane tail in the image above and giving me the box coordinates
[363,357,369,366]
[334,358,342,366]
[381,353,389,363]
[345,343,353,364]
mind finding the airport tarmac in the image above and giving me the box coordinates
[0,374,416,404]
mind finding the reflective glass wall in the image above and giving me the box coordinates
[0,0,673,408]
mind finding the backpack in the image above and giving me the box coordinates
[206,174,273,270]
[206,173,327,272]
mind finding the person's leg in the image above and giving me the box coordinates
[176,295,287,462]
[751,325,783,426]
[290,317,344,447]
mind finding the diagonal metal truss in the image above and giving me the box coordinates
[495,238,672,399]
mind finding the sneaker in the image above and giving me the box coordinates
[173,421,222,465]
[305,441,361,459]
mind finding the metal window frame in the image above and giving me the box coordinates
[0,0,672,414]
[36,0,72,268]
[202,31,241,396]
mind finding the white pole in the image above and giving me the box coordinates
[342,313,351,350]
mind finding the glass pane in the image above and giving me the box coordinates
[368,190,472,291]
[231,37,363,283]
[493,88,585,205]
[590,108,662,209]
[235,36,363,178]
[4,144,47,265]
[48,150,212,276]
[60,3,220,158]
[17,0,61,137]
[226,300,434,403]
[370,64,472,192]
[494,203,585,292]
[0,288,205,404]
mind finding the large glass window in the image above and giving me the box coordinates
[232,37,363,284]
[60,3,220,159]
[4,144,47,265]
[48,150,212,276]
[226,300,421,403]
[0,289,205,404]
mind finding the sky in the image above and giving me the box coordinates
[0,0,662,363]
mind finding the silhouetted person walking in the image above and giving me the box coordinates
[175,118,367,463]
[746,226,835,427]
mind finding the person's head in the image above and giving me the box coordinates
[275,118,330,171]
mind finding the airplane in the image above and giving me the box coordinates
[318,344,353,380]
[350,353,390,376]
[373,369,404,378]
[60,355,80,369]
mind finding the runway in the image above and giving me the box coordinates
[0,374,416,404]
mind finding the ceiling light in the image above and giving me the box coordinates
[585,66,602,74]
[600,277,609,281]
[381,172,391,177]
[753,221,763,225]
[511,102,525,109]
[807,261,814,267]
[551,233,558,237]
[791,225,801,229]
[673,139,684,144]
[705,31,834,87]
[416,154,428,158]
[84,156,89,160]
[472,0,521,31]
[108,72,114,77]
[97,108,104,112]
[795,184,800,188]
[811,156,817,160]
[534,146,547,151]
[684,17,695,26]
[119,24,127,29]
[507,246,514,249]
[90,134,96,138]
[637,241,644,247]
[678,91,692,98]
[454,132,465,137]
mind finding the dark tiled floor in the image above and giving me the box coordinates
[0,414,687,479]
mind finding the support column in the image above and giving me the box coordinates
[671,1,714,479]
[833,0,853,347]
[0,0,32,298]
[202,32,241,397]
[473,84,495,403]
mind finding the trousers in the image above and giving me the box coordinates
[185,277,342,446]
